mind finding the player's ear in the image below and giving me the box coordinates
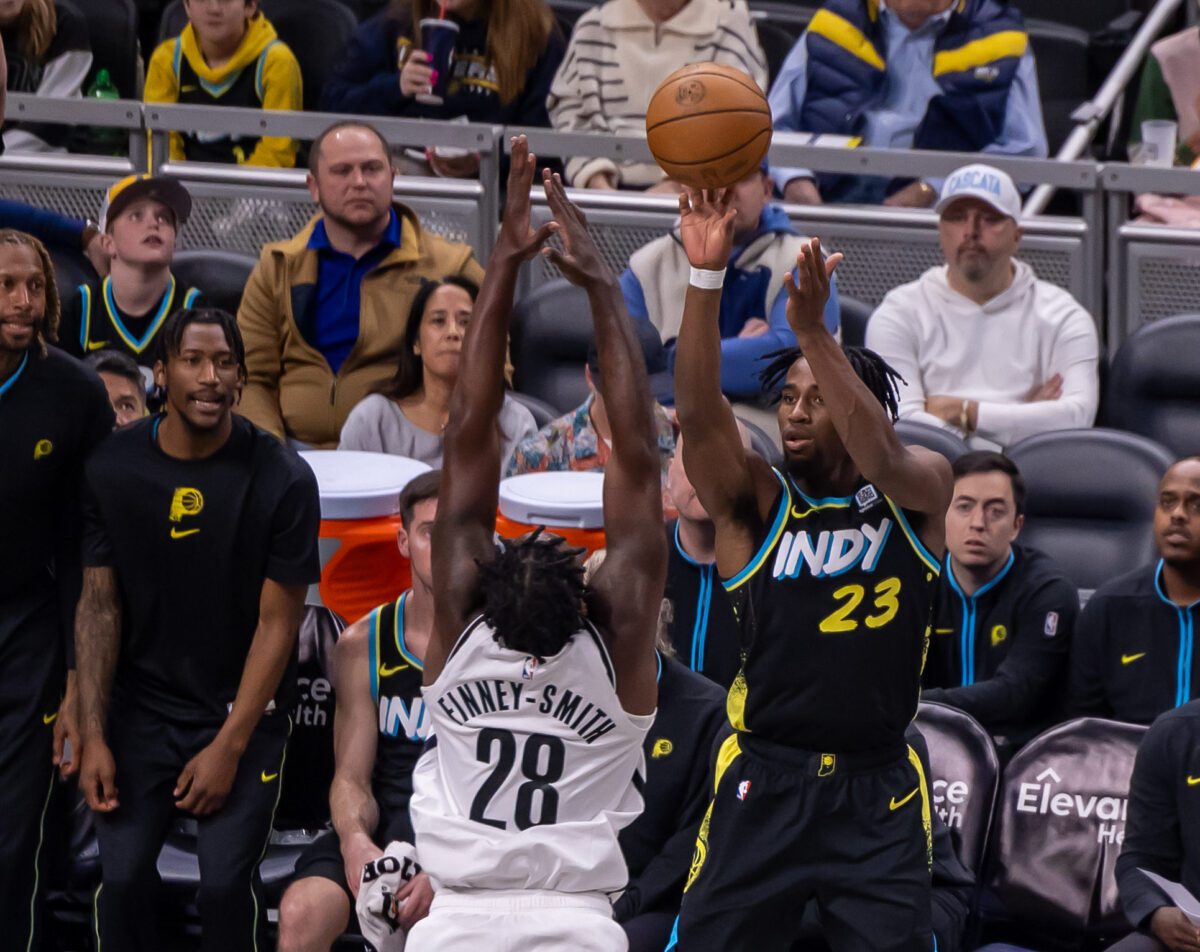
[397,525,411,559]
[153,358,166,392]
[1012,513,1025,536]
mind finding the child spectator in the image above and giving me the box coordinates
[1,0,91,153]
[320,0,565,179]
[145,0,302,167]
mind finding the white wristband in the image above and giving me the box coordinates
[689,266,726,290]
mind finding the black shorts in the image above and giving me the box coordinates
[670,733,934,952]
[291,808,414,899]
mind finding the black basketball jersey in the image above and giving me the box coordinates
[171,37,270,164]
[724,469,940,753]
[63,277,201,365]
[369,591,430,814]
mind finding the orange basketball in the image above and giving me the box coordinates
[646,63,772,190]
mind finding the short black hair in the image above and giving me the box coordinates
[398,469,441,530]
[85,349,143,388]
[476,529,587,660]
[308,120,392,174]
[951,450,1026,516]
[159,307,246,373]
[758,345,904,422]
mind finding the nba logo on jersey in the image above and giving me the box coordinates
[521,655,540,679]
[737,780,752,801]
[1043,612,1059,637]
[855,484,880,512]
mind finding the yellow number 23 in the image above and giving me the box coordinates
[819,577,902,634]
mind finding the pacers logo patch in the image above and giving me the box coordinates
[651,738,673,759]
[168,487,204,539]
[991,624,1007,647]
[33,439,54,460]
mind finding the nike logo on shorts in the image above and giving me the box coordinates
[889,787,918,811]
[261,771,279,783]
[1121,652,1146,665]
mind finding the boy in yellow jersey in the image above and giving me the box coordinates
[145,0,302,167]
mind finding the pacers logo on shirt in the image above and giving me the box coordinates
[33,439,54,460]
[168,487,204,539]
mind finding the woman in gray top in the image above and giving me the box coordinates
[339,276,536,469]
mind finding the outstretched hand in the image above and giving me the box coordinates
[784,237,842,337]
[678,188,736,271]
[495,135,558,262]
[542,169,614,288]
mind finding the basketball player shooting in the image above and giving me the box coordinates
[404,137,666,952]
[668,189,953,951]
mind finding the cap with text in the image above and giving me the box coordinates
[935,164,1021,221]
[99,174,193,233]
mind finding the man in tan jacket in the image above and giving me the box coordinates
[237,121,484,447]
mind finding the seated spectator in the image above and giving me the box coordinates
[922,451,1076,755]
[548,0,766,190]
[1130,22,1200,168]
[505,333,675,477]
[621,161,840,409]
[768,0,1046,207]
[85,350,148,428]
[59,175,203,376]
[1069,457,1200,725]
[1,0,91,153]
[339,275,536,468]
[145,0,302,168]
[237,121,484,448]
[1114,700,1200,952]
[866,164,1099,450]
[663,430,746,688]
[320,0,565,179]
[0,197,109,274]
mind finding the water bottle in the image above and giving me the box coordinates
[85,69,123,156]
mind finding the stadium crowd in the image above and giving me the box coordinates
[3,0,1200,950]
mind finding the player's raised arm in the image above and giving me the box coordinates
[428,137,557,678]
[542,172,665,715]
[785,239,952,542]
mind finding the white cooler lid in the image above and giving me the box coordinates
[498,472,605,529]
[299,450,432,520]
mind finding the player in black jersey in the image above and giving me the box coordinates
[669,191,953,951]
[75,307,321,952]
[277,470,442,951]
[0,230,113,950]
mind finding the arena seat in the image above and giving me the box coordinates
[510,391,562,430]
[837,294,872,348]
[1104,314,1200,458]
[48,245,98,310]
[1006,428,1174,591]
[977,717,1145,949]
[1010,0,1129,34]
[894,419,969,463]
[1025,19,1092,155]
[70,0,141,101]
[916,701,1000,875]
[170,248,257,318]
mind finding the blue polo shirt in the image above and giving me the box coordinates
[306,209,402,374]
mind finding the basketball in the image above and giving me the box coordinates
[645,63,772,190]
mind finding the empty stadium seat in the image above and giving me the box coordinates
[1025,19,1092,155]
[978,717,1146,948]
[170,248,257,318]
[837,294,872,348]
[70,0,141,100]
[1007,428,1174,591]
[916,700,1000,875]
[1105,314,1200,458]
[894,419,969,462]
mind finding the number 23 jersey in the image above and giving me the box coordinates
[724,470,941,753]
[410,616,653,893]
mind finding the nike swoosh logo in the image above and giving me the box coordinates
[889,787,919,811]
[1188,775,1200,786]
[261,771,279,783]
[85,339,110,352]
[181,85,198,93]
[1121,652,1146,666]
[379,663,409,677]
[934,628,955,635]
[170,527,200,539]
[42,712,58,725]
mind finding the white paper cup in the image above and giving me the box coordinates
[1141,119,1178,168]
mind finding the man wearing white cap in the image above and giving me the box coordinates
[865,162,1099,450]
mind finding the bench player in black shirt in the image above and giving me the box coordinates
[75,307,321,951]
[0,230,113,950]
[669,192,953,951]
[277,471,441,951]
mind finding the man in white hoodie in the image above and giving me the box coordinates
[865,163,1100,450]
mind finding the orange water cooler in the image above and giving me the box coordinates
[496,472,607,557]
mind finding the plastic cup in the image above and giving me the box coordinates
[417,18,459,105]
[1141,119,1178,168]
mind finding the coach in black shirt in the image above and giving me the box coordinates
[75,307,320,952]
[0,230,112,949]
[1070,458,1200,725]
[923,452,1077,752]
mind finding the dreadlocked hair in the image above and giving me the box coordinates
[476,528,588,660]
[0,230,60,356]
[757,344,905,422]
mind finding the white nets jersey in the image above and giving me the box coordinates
[410,615,653,894]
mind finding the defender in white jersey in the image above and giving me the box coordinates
[407,141,667,952]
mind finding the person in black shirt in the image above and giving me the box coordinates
[670,193,952,951]
[0,229,113,951]
[1069,458,1200,725]
[923,452,1077,755]
[1114,699,1200,952]
[75,307,320,952]
[277,471,440,951]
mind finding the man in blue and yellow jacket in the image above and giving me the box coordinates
[768,0,1047,207]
